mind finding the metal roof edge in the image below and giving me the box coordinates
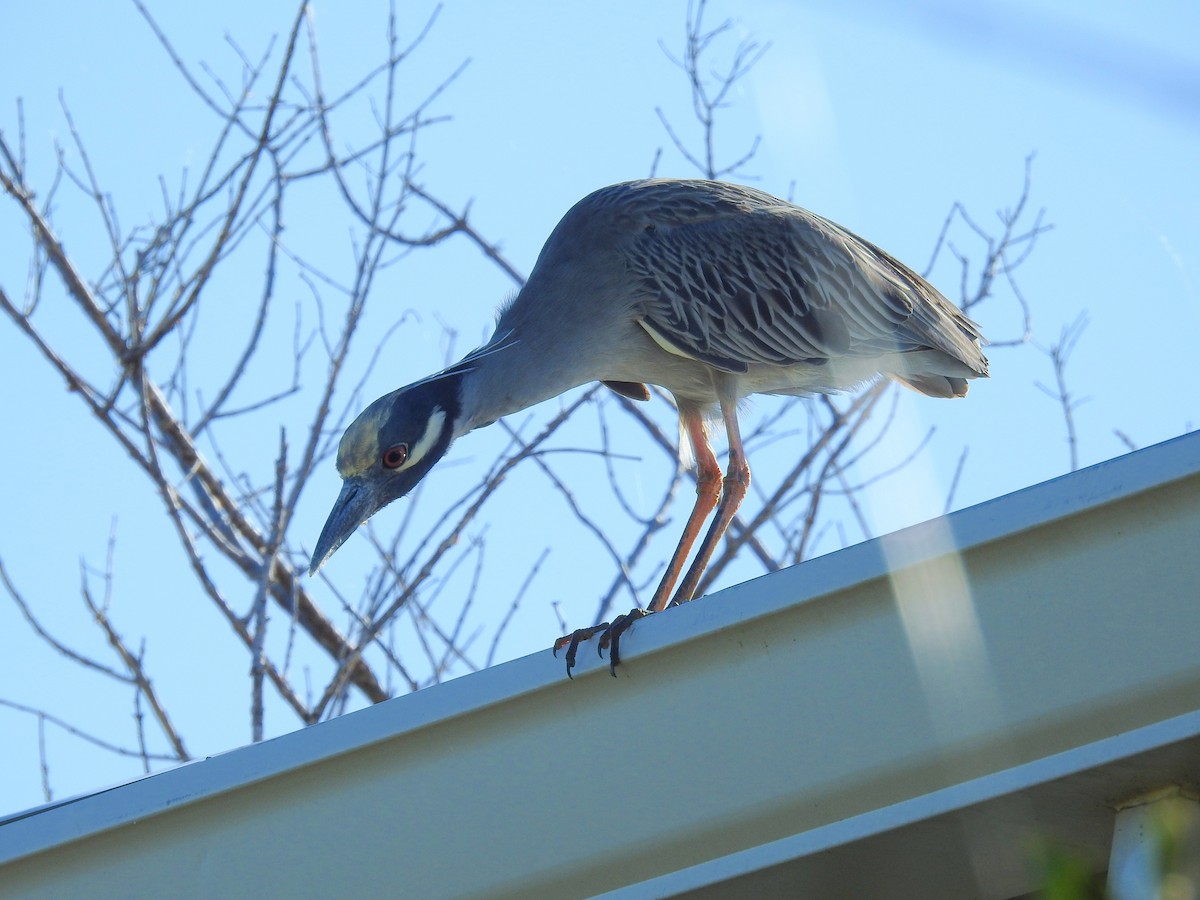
[2,430,1198,872]
[600,708,1200,898]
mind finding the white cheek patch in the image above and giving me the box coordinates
[397,407,447,471]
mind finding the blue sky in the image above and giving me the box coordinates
[1,1,1198,816]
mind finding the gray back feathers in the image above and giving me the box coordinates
[545,179,987,398]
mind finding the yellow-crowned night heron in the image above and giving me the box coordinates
[310,179,988,675]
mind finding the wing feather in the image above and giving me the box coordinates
[618,181,985,377]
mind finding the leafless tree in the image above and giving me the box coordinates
[1036,313,1090,472]
[0,0,1047,803]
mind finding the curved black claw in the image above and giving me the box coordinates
[552,608,652,678]
[597,608,648,677]
[552,622,610,679]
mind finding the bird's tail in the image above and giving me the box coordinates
[891,373,970,398]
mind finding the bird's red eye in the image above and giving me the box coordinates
[382,444,409,469]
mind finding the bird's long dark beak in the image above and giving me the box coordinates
[308,477,377,576]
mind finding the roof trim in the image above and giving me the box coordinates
[4,430,1200,895]
[600,708,1200,898]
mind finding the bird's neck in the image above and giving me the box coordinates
[453,324,596,438]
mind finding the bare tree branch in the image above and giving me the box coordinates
[1036,313,1090,471]
[656,0,770,180]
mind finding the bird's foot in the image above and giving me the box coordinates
[552,608,650,678]
[552,622,609,679]
[597,608,648,676]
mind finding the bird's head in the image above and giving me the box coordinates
[309,376,459,575]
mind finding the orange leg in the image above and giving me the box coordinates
[552,396,747,678]
[670,395,750,605]
[647,405,723,613]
